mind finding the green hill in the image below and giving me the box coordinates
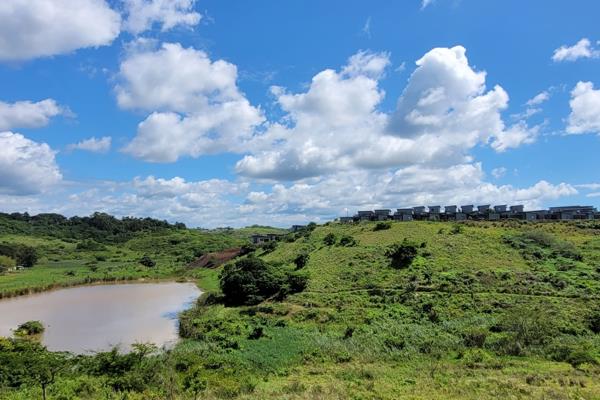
[1,218,599,399]
[179,220,600,399]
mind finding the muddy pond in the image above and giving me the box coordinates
[0,282,201,353]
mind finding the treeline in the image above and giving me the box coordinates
[0,212,186,244]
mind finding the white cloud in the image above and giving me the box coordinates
[0,132,61,195]
[526,91,550,106]
[552,38,599,62]
[490,121,539,152]
[566,81,600,135]
[0,0,121,61]
[67,136,112,153]
[118,42,264,162]
[491,167,507,179]
[0,99,66,130]
[236,46,537,181]
[421,0,434,10]
[122,0,201,35]
[361,16,372,38]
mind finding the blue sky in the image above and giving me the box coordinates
[0,0,599,227]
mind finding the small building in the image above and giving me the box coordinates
[488,213,500,221]
[374,209,392,221]
[455,213,467,221]
[291,225,306,232]
[494,205,507,213]
[250,233,282,245]
[477,205,491,213]
[510,205,524,214]
[461,205,474,214]
[357,211,375,221]
[339,217,353,224]
[429,206,441,214]
[444,205,458,214]
[394,208,413,221]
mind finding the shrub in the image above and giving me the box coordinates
[588,309,600,334]
[286,271,309,293]
[463,328,488,348]
[240,243,257,255]
[323,233,336,246]
[373,222,391,231]
[450,224,464,234]
[0,255,16,273]
[16,321,45,336]
[497,305,558,352]
[139,255,156,268]
[385,240,418,269]
[549,338,598,369]
[0,244,38,268]
[339,235,357,247]
[262,241,277,253]
[294,252,309,270]
[220,257,287,305]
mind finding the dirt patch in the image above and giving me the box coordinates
[188,248,242,268]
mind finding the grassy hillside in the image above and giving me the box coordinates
[177,220,600,399]
[0,215,285,298]
[1,219,599,399]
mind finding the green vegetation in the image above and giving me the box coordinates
[1,217,600,399]
[15,321,45,336]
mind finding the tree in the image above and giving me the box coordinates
[220,257,286,305]
[294,252,309,270]
[323,233,336,246]
[139,255,156,268]
[385,240,418,269]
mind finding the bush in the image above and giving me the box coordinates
[385,240,418,269]
[294,252,309,270]
[16,321,45,336]
[497,305,558,353]
[139,255,156,268]
[220,257,287,305]
[0,255,16,273]
[373,222,391,231]
[0,244,38,268]
[450,224,464,234]
[588,310,600,334]
[286,271,309,294]
[323,233,336,246]
[549,338,598,368]
[339,235,357,247]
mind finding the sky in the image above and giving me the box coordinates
[0,0,599,228]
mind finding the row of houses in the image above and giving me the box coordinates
[340,205,599,223]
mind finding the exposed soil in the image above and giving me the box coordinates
[188,247,242,268]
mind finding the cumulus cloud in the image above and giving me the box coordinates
[119,42,263,162]
[0,99,66,130]
[122,0,201,35]
[0,0,121,61]
[567,81,600,135]
[236,46,537,180]
[0,132,61,195]
[491,167,507,179]
[67,136,112,153]
[526,91,550,106]
[552,38,599,62]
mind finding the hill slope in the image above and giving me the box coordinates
[180,220,600,399]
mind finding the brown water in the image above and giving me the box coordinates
[0,282,201,353]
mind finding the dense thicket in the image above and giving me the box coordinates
[0,212,186,243]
